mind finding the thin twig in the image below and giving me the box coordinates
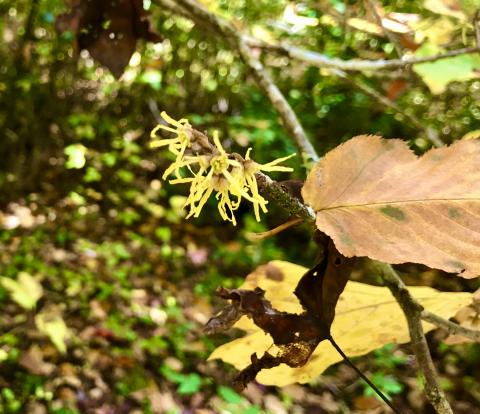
[246,218,302,240]
[365,0,403,56]
[147,98,163,124]
[158,0,480,73]
[155,0,319,166]
[247,39,480,72]
[15,0,41,70]
[371,262,454,414]
[422,310,480,343]
[474,10,480,48]
[156,0,443,147]
[332,69,444,147]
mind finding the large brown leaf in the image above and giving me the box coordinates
[56,0,161,77]
[302,135,480,278]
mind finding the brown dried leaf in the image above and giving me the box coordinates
[205,240,354,389]
[19,346,56,376]
[56,0,161,77]
[302,136,480,278]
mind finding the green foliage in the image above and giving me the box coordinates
[363,372,405,399]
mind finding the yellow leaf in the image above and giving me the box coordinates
[424,0,466,21]
[35,311,71,354]
[411,17,456,45]
[461,130,480,140]
[0,272,43,310]
[209,261,472,386]
[413,43,480,94]
[302,135,480,277]
[347,18,383,35]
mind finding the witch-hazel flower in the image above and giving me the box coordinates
[241,148,296,221]
[150,112,295,225]
[150,111,193,179]
[181,131,252,225]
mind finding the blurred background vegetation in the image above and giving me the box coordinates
[1,0,480,413]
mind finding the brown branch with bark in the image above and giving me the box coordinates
[370,262,454,414]
[422,310,480,343]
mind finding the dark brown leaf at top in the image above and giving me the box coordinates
[205,238,355,390]
[56,0,162,77]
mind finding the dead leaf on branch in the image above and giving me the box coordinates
[302,135,480,278]
[208,260,472,387]
[205,240,355,389]
[56,0,162,77]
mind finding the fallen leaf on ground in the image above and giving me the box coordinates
[0,272,43,310]
[36,310,72,354]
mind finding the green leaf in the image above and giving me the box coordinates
[84,167,101,182]
[35,312,71,353]
[0,272,43,310]
[64,144,87,169]
[159,365,185,383]
[364,373,404,399]
[413,43,480,94]
[137,70,162,90]
[177,373,202,395]
[218,386,243,404]
[68,191,86,206]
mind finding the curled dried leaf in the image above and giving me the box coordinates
[206,239,354,389]
[56,0,162,77]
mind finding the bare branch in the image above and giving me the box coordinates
[156,0,319,166]
[247,39,480,72]
[422,310,480,343]
[332,69,444,147]
[474,10,480,48]
[156,0,445,147]
[365,0,403,56]
[371,262,454,414]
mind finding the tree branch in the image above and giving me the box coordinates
[422,310,480,343]
[250,40,480,72]
[255,173,315,227]
[157,0,319,166]
[365,0,403,57]
[332,69,444,147]
[156,0,446,147]
[370,262,454,414]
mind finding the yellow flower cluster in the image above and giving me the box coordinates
[151,112,295,225]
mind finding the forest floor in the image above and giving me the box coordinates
[1,182,480,414]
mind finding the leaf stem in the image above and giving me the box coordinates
[328,334,401,414]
